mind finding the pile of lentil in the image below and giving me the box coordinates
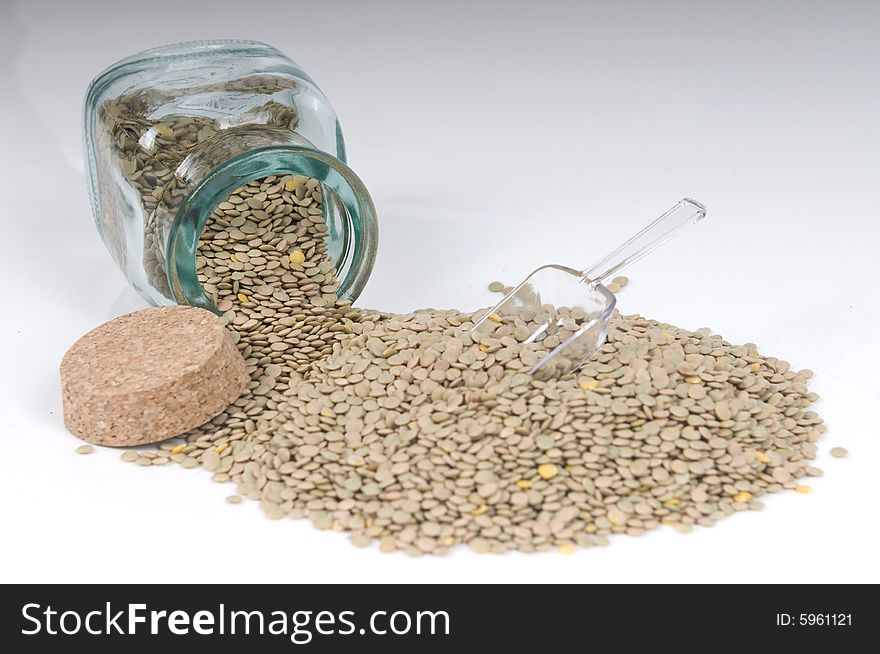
[119,175,827,555]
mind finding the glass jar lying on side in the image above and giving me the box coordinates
[83,40,378,310]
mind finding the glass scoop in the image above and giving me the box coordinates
[471,198,707,380]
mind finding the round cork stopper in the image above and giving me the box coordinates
[61,306,248,446]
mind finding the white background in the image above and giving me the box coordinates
[1,0,878,583]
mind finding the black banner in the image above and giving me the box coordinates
[1,584,872,651]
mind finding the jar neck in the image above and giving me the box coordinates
[151,125,377,312]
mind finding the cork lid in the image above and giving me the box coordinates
[60,306,248,446]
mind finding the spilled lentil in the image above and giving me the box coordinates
[119,176,826,555]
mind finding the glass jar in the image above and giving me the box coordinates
[83,40,378,310]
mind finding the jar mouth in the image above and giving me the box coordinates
[167,146,378,313]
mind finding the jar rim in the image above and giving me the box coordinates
[167,145,378,313]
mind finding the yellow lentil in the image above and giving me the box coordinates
[289,250,306,264]
[537,463,558,480]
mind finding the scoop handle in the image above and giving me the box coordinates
[580,198,707,284]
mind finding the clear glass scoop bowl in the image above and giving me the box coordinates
[470,198,708,380]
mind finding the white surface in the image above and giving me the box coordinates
[1,0,878,584]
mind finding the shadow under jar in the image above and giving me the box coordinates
[83,40,378,311]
